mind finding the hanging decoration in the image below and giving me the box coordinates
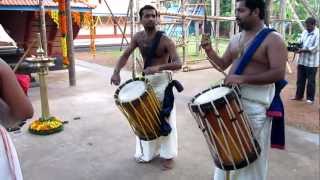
[51,0,95,61]
[59,0,69,65]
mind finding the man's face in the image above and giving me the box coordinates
[141,9,157,29]
[235,1,255,30]
[305,22,315,33]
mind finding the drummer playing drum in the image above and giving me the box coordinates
[200,0,287,179]
[110,5,181,170]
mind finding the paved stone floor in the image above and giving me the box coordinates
[10,60,319,180]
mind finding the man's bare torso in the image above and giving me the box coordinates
[135,31,171,67]
[228,31,278,75]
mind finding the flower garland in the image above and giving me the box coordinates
[57,0,69,65]
[29,117,63,135]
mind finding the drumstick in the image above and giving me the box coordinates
[207,56,227,77]
[203,2,227,77]
[13,39,37,72]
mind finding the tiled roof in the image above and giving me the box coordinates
[0,0,95,9]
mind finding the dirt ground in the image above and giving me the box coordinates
[75,51,319,133]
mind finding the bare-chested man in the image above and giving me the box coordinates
[110,5,181,170]
[201,0,287,179]
[0,58,34,180]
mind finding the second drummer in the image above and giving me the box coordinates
[200,0,287,179]
[110,5,181,170]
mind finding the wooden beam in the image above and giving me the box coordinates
[159,12,236,21]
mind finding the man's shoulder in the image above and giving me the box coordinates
[159,32,175,45]
[133,31,145,39]
[266,31,285,44]
[159,32,169,40]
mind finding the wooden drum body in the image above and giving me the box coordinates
[188,85,261,170]
[114,78,161,141]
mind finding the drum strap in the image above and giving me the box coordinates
[234,28,275,75]
[144,31,164,69]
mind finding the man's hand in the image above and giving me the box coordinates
[201,33,212,50]
[224,74,245,86]
[110,73,121,86]
[143,66,160,75]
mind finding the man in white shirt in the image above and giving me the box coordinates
[291,17,319,104]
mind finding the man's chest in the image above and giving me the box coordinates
[230,40,269,65]
[137,38,166,57]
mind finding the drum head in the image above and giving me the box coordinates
[117,80,146,103]
[193,86,231,105]
[189,85,237,113]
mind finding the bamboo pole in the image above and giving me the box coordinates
[287,1,304,31]
[230,0,235,37]
[120,0,132,51]
[103,0,130,44]
[181,0,187,70]
[265,0,271,26]
[279,0,286,37]
[130,0,136,78]
[298,0,319,22]
[159,12,235,21]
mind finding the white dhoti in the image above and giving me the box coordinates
[134,72,178,162]
[214,84,275,180]
[0,126,23,180]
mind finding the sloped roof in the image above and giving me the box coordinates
[92,0,155,16]
[0,0,95,12]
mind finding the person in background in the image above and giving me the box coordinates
[291,17,319,104]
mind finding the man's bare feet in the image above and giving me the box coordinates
[161,158,174,170]
[134,157,149,163]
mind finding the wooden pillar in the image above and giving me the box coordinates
[66,0,76,86]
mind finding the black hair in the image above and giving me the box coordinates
[305,17,317,25]
[236,0,265,19]
[139,5,158,20]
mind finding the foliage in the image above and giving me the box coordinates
[165,0,319,41]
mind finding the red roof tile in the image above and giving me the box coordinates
[0,0,95,9]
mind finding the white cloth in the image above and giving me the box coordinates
[0,126,23,180]
[134,72,178,161]
[213,84,275,180]
[0,24,17,47]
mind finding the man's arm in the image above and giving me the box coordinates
[201,34,234,71]
[0,59,33,124]
[226,33,287,85]
[113,35,138,74]
[159,37,182,71]
[110,34,138,85]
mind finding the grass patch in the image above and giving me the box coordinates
[95,36,229,62]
